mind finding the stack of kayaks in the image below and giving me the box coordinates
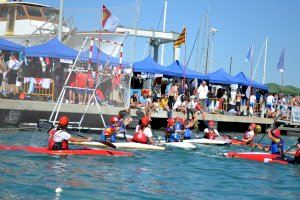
[0,144,134,157]
[223,151,289,165]
[70,141,165,151]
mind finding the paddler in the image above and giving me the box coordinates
[48,116,92,150]
[203,121,220,140]
[257,128,285,155]
[132,116,155,144]
[241,123,261,144]
[100,116,120,142]
[165,118,175,142]
[167,117,185,142]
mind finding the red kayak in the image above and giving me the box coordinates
[223,151,289,165]
[0,144,134,157]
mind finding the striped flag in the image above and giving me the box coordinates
[102,5,119,32]
[277,47,285,72]
[174,27,186,48]
[245,45,253,63]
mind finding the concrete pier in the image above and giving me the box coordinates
[0,99,273,125]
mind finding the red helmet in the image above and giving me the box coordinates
[250,123,256,129]
[59,116,69,126]
[272,129,281,138]
[208,121,215,127]
[141,116,150,126]
[167,118,175,126]
[109,116,119,123]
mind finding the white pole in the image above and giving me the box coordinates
[160,0,167,65]
[263,36,268,84]
[58,0,64,41]
[209,33,214,73]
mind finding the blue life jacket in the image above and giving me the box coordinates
[270,138,284,154]
[184,129,192,139]
[169,133,181,142]
[174,122,183,132]
[100,125,117,143]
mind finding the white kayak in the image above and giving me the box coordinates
[70,141,165,151]
[161,141,197,150]
[116,133,133,139]
[184,138,231,145]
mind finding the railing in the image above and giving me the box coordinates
[22,78,55,100]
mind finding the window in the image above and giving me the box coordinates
[26,6,42,17]
[42,8,59,20]
[17,5,26,17]
[0,5,8,19]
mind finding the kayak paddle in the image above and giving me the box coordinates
[73,132,117,149]
[284,137,300,154]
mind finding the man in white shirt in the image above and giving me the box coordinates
[7,54,22,98]
[249,94,256,116]
[197,80,209,108]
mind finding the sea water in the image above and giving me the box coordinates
[0,131,299,200]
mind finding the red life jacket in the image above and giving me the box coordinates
[132,126,148,144]
[48,129,69,150]
[204,128,217,140]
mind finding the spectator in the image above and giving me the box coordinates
[75,71,87,104]
[249,92,256,116]
[173,94,187,113]
[7,54,21,99]
[168,81,178,108]
[196,80,209,108]
[138,89,149,107]
[160,94,170,111]
[0,53,6,95]
[266,93,275,117]
[67,71,76,104]
[130,91,140,108]
[86,70,95,104]
[236,91,245,115]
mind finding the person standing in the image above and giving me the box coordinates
[168,81,178,109]
[7,54,21,99]
[0,53,7,95]
[196,80,209,108]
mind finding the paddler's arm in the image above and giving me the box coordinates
[256,144,270,152]
[243,135,254,143]
[68,137,92,143]
[148,137,155,145]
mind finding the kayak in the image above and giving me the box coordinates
[230,139,255,146]
[161,142,197,150]
[70,141,165,151]
[185,138,231,145]
[0,144,134,157]
[223,151,289,165]
[116,133,133,139]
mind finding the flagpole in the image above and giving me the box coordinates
[183,26,187,94]
[250,45,253,96]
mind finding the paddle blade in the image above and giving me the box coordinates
[37,119,54,132]
[96,140,117,149]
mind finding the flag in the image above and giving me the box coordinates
[102,5,119,32]
[245,45,253,63]
[174,27,186,48]
[277,47,285,72]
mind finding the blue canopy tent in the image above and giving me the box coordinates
[206,68,241,84]
[0,38,24,52]
[235,72,268,90]
[25,38,78,60]
[133,56,163,73]
[80,45,123,66]
[156,60,207,79]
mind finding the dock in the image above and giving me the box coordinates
[0,99,273,126]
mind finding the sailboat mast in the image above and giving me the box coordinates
[262,36,268,84]
[160,0,167,65]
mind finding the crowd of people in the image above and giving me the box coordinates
[130,73,300,120]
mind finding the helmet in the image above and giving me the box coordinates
[59,116,69,126]
[272,129,281,138]
[255,125,262,133]
[208,121,215,127]
[141,116,150,126]
[109,116,119,123]
[249,123,256,129]
[167,118,175,126]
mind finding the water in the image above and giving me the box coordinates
[0,131,299,200]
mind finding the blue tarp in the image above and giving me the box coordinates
[133,56,163,73]
[206,68,241,84]
[156,60,207,79]
[235,72,268,90]
[80,45,122,65]
[0,38,24,52]
[25,38,78,60]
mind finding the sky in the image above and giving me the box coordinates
[30,0,300,87]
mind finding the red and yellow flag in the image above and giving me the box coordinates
[174,27,186,48]
[102,5,119,32]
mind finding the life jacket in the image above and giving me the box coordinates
[174,122,183,132]
[132,126,148,144]
[100,125,117,142]
[184,129,192,139]
[204,128,217,140]
[243,131,254,140]
[48,129,69,150]
[270,138,284,154]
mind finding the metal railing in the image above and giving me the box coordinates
[22,78,55,100]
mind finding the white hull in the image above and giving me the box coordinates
[161,142,197,150]
[70,141,165,151]
[185,138,231,145]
